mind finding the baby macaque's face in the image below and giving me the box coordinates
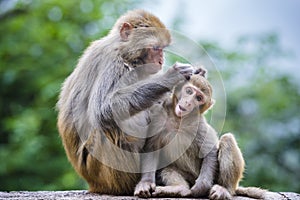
[175,76,213,117]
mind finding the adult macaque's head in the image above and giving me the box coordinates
[115,10,171,73]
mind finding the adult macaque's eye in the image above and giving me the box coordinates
[186,87,193,95]
[153,45,160,51]
[196,95,202,102]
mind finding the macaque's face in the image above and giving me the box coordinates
[142,45,164,74]
[175,84,208,117]
[119,22,170,74]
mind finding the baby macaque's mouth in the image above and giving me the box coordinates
[179,105,186,111]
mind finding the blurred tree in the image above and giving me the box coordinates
[0,0,139,190]
[202,33,300,192]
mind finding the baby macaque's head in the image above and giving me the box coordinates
[174,73,214,117]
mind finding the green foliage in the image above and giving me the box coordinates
[0,0,299,193]
[202,33,300,192]
[0,0,137,190]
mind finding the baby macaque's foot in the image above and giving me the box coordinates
[190,180,212,197]
[209,184,232,200]
[134,181,155,198]
[152,185,191,197]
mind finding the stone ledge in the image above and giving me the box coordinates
[0,190,299,200]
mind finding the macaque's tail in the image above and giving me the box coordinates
[236,186,268,199]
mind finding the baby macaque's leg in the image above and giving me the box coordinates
[153,168,191,197]
[210,133,244,200]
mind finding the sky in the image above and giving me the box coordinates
[140,0,300,79]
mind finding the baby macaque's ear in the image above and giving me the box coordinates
[194,66,207,77]
[200,99,215,114]
[208,99,215,109]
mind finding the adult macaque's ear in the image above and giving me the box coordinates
[120,22,133,41]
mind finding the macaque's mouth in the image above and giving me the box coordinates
[179,105,186,111]
[158,57,164,66]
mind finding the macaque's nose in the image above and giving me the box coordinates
[185,100,192,107]
[159,49,163,56]
[185,94,195,107]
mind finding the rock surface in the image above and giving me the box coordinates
[0,190,299,200]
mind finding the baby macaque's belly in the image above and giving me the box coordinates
[172,145,202,184]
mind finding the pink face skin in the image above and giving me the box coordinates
[175,84,206,117]
[144,46,164,74]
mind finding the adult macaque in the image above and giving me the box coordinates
[57,10,193,194]
[135,73,268,200]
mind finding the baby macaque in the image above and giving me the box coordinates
[135,70,219,198]
[135,69,269,200]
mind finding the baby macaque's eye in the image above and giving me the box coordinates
[196,95,202,102]
[186,87,193,95]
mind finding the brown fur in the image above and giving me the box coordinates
[57,10,192,195]
[135,75,268,200]
[135,75,219,197]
